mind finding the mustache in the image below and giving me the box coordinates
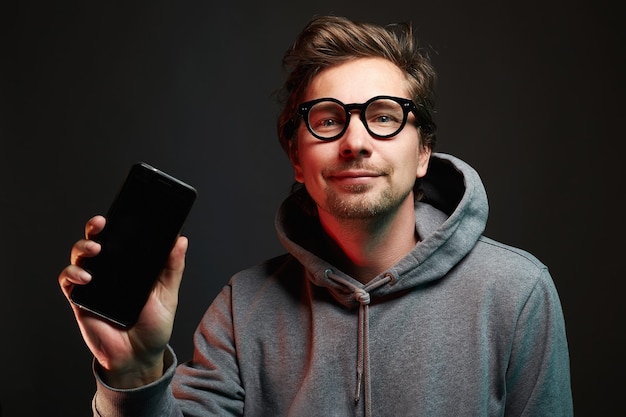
[321,162,391,177]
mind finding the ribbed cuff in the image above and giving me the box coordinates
[92,345,178,417]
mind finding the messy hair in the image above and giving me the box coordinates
[277,15,438,158]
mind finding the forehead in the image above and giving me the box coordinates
[305,57,410,103]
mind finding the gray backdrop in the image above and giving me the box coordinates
[1,1,623,416]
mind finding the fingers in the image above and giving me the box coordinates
[60,216,106,300]
[58,264,92,299]
[67,215,105,265]
[85,215,106,239]
[70,238,101,266]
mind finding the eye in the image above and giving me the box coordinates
[320,118,340,128]
[372,114,398,124]
[368,112,402,126]
[366,100,404,128]
[308,103,346,133]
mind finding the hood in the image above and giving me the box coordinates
[274,153,489,416]
[274,152,489,306]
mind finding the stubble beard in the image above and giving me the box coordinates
[324,182,413,220]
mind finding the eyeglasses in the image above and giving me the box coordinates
[297,95,418,141]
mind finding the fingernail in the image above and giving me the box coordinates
[79,270,92,282]
[85,241,99,251]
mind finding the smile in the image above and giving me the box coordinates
[326,170,385,186]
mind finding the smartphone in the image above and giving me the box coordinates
[70,162,197,328]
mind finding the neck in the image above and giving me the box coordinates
[318,193,418,284]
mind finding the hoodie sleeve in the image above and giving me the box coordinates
[91,284,245,416]
[92,346,182,417]
[170,283,245,415]
[504,268,573,416]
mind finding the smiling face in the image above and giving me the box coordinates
[291,57,431,220]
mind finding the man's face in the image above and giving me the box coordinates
[291,57,431,220]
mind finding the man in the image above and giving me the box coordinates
[59,15,573,416]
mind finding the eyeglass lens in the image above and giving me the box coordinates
[307,98,406,139]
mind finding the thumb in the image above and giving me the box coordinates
[160,236,188,293]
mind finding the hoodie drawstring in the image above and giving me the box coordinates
[324,269,393,417]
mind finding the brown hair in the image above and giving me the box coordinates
[277,15,438,157]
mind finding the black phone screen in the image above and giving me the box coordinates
[70,162,197,327]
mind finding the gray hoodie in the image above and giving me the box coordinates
[93,153,573,416]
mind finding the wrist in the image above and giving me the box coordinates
[97,352,166,389]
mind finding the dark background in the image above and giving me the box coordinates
[1,1,623,416]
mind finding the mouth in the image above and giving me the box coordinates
[330,170,382,179]
[325,169,386,187]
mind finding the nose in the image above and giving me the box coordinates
[338,112,373,158]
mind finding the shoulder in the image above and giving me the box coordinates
[231,253,301,282]
[460,236,557,299]
[226,253,305,300]
[474,236,547,273]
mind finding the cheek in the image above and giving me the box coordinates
[392,141,421,176]
[292,145,322,184]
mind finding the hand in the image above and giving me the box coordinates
[58,215,188,388]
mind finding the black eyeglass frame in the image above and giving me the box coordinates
[297,95,420,141]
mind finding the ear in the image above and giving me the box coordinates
[293,163,304,184]
[416,145,431,179]
[289,141,305,183]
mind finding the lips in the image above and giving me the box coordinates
[329,170,382,179]
[324,170,386,190]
